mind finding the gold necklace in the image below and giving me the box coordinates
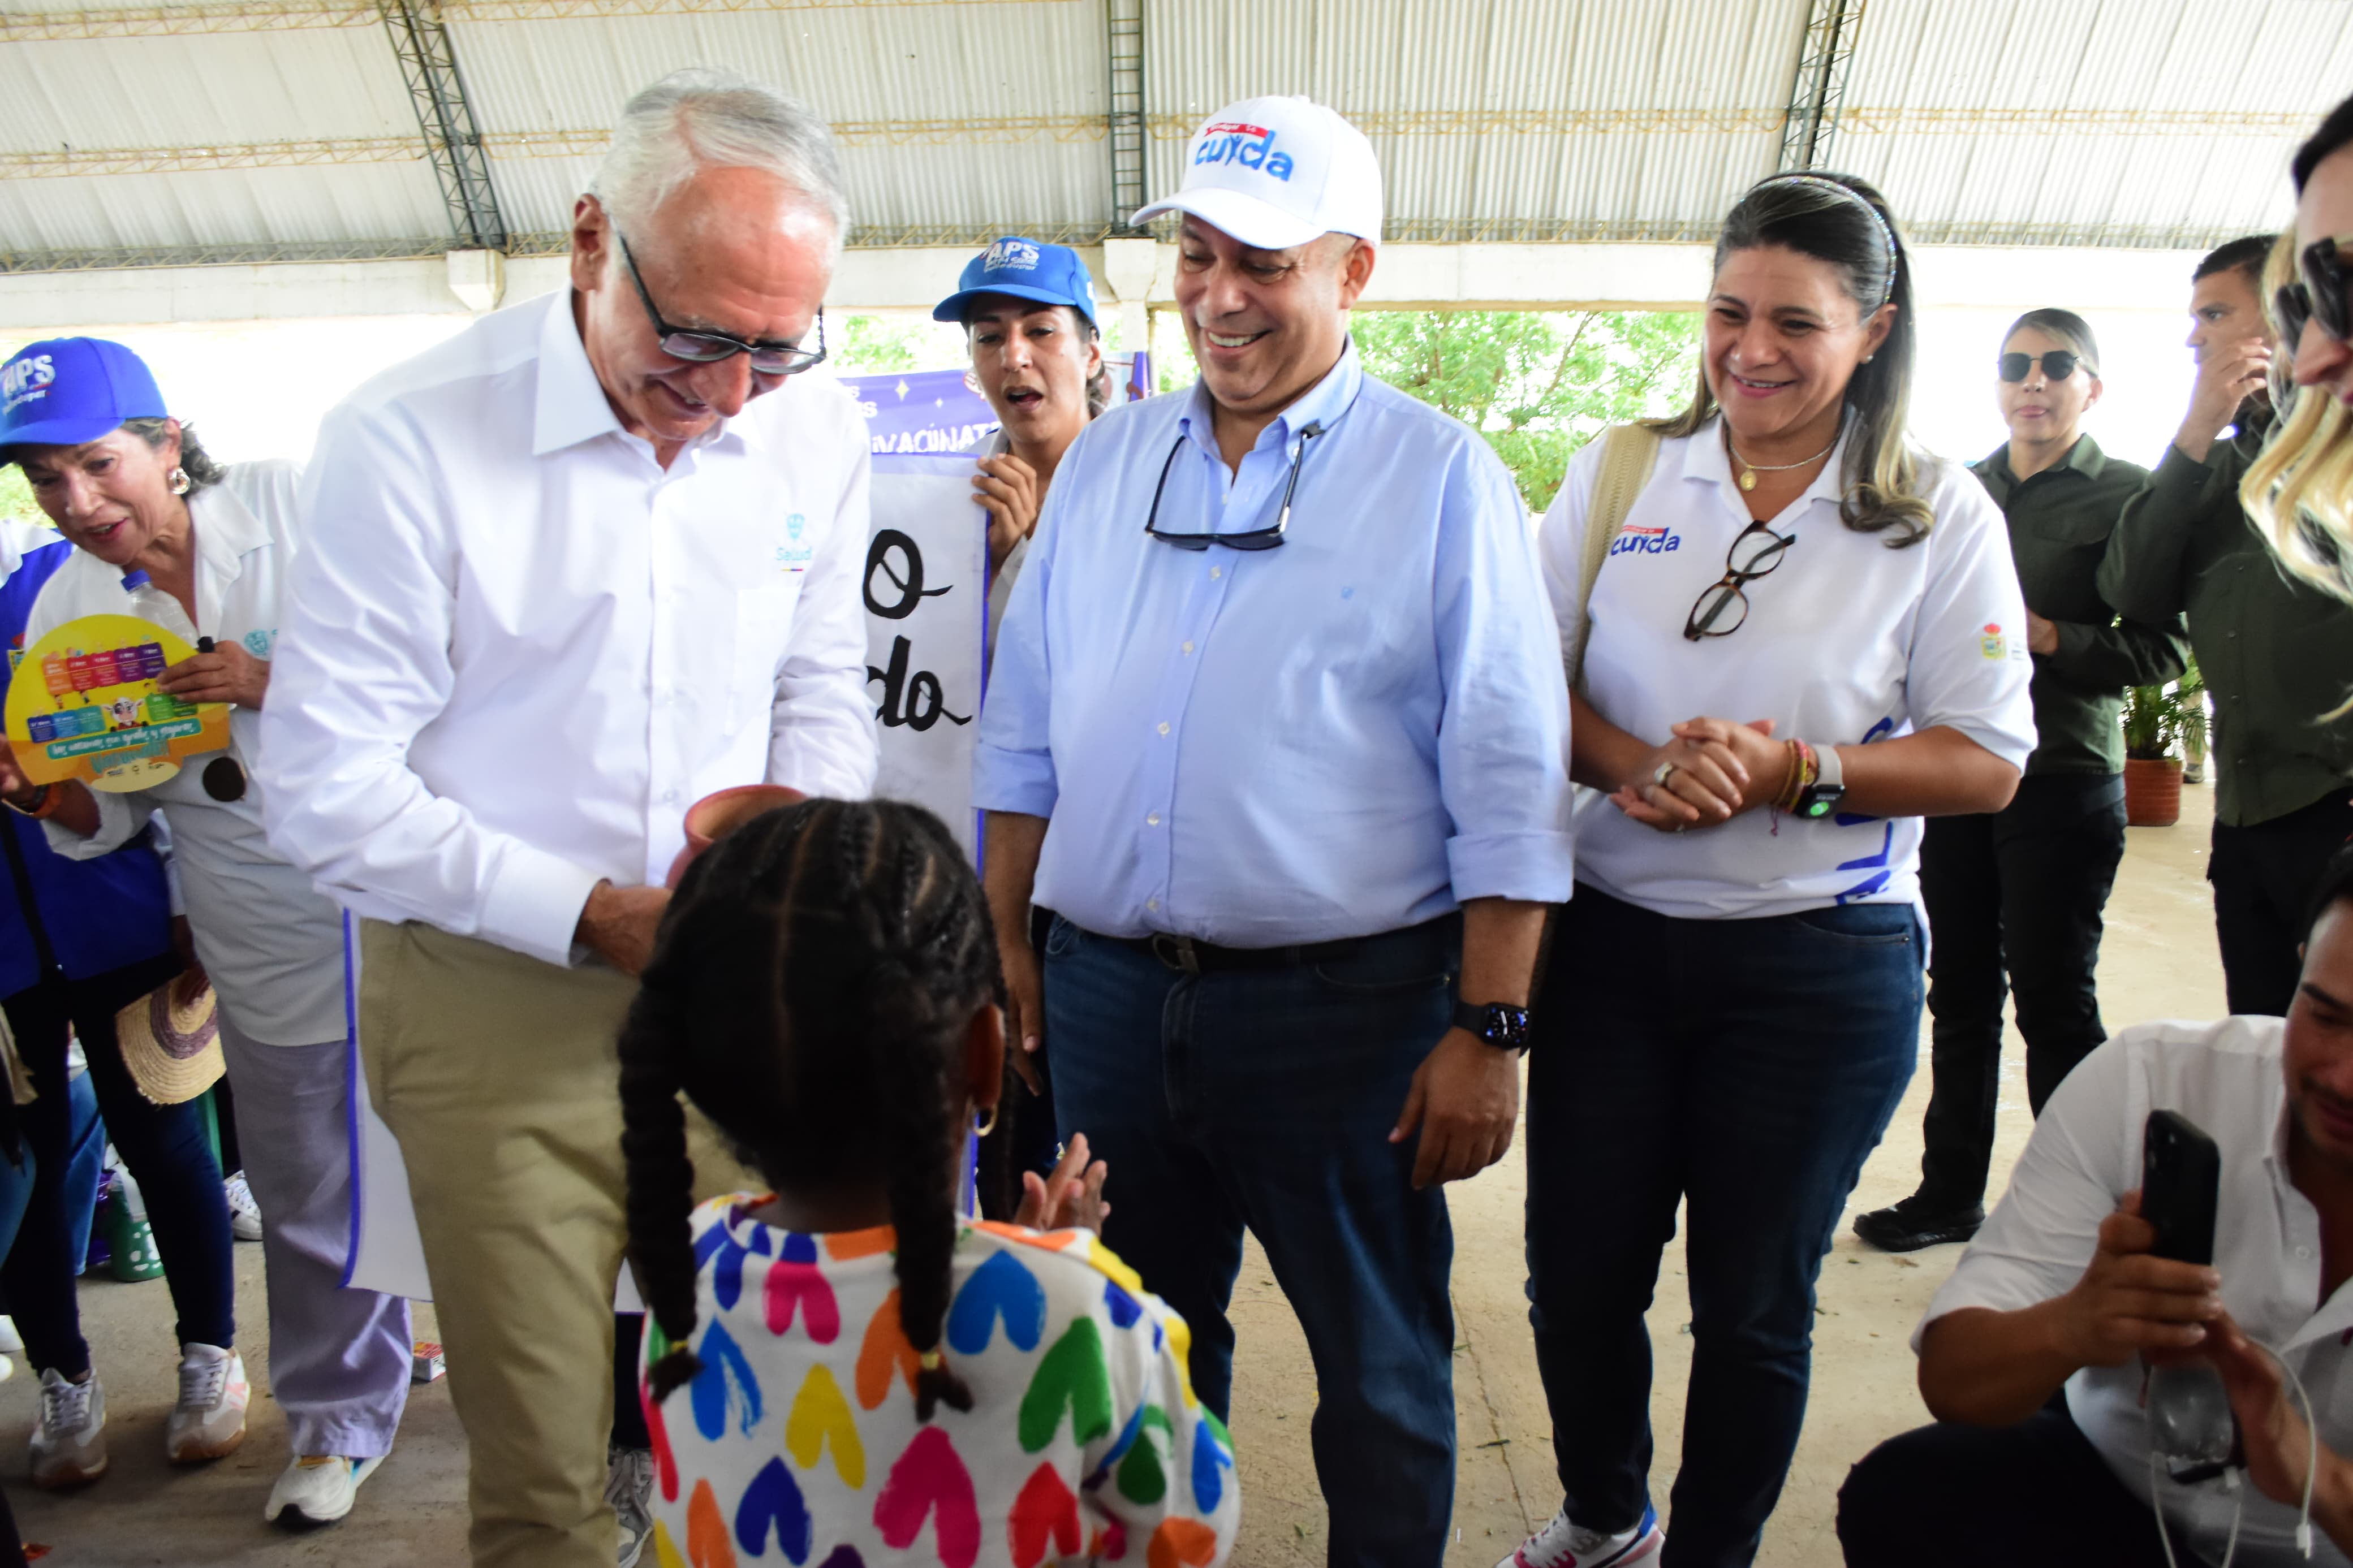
[1726,429,1839,492]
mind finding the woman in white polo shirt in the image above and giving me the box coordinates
[2,338,411,1534]
[1502,176,2037,1568]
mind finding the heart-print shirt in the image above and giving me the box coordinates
[644,1196,1240,1568]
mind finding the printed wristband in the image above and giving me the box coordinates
[3,784,57,820]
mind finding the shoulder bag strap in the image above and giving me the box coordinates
[1568,423,1662,688]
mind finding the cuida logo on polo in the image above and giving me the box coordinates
[1,354,55,414]
[1608,524,1680,558]
[1195,121,1296,182]
[982,239,1041,274]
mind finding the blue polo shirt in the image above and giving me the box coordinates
[0,533,174,998]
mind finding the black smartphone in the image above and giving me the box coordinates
[2142,1109,2221,1267]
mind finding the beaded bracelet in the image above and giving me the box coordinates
[1776,740,1818,813]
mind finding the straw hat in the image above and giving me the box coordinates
[115,979,222,1106]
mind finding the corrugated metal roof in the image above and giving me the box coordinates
[0,0,2341,270]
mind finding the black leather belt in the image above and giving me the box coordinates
[1106,930,1367,977]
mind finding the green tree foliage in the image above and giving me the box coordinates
[0,464,38,526]
[831,314,971,377]
[1351,310,1701,511]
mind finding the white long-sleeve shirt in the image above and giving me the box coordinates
[257,289,878,968]
[30,461,347,1045]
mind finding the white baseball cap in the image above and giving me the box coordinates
[1132,95,1383,252]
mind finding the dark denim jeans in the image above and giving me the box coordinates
[1915,773,2127,1210]
[1525,885,1923,1568]
[2,955,234,1376]
[1839,1395,2196,1567]
[1045,914,1459,1568]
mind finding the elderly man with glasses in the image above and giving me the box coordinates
[976,97,1572,1566]
[258,70,874,1568]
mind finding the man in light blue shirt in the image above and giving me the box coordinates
[976,95,1574,1566]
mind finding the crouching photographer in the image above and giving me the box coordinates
[1840,843,2353,1567]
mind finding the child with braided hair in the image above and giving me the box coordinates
[620,797,1238,1568]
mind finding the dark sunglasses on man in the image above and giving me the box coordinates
[615,230,827,376]
[1997,349,2085,383]
[2276,232,2353,346]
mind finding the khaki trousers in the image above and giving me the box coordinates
[360,921,754,1568]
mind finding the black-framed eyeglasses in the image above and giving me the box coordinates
[1685,520,1794,640]
[1142,419,1328,551]
[2277,232,2353,346]
[615,230,827,376]
[1998,349,2084,383]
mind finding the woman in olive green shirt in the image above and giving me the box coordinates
[1856,310,2189,1253]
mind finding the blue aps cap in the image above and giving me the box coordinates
[0,337,168,455]
[933,237,1100,331]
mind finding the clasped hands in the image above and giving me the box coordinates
[1614,715,1789,832]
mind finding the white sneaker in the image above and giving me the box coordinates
[30,1367,107,1489]
[265,1453,385,1530]
[1497,1504,1663,1568]
[165,1342,248,1463]
[607,1446,655,1568]
[225,1172,263,1242]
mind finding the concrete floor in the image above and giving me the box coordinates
[0,786,2227,1566]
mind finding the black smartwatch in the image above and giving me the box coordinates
[1792,741,1847,820]
[1453,999,1531,1052]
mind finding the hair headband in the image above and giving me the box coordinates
[1758,174,1900,308]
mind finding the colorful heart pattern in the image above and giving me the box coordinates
[650,1207,1235,1568]
[786,1365,866,1489]
[873,1426,980,1568]
[768,1233,841,1343]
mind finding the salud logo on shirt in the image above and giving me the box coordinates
[1609,525,1681,558]
[1195,121,1296,181]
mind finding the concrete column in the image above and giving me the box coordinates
[1101,235,1158,355]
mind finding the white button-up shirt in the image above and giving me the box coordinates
[976,342,1574,945]
[1920,1017,2353,1567]
[258,289,877,968]
[30,461,346,1045]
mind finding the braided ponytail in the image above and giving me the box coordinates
[622,797,1003,1424]
[619,975,704,1403]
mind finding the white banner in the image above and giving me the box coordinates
[344,459,990,1302]
[865,453,988,861]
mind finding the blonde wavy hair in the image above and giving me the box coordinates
[2242,102,2353,604]
[2239,240,2353,601]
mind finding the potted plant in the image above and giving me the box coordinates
[2122,670,2195,827]
[2177,658,2208,784]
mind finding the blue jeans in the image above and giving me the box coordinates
[63,1069,102,1273]
[2,956,234,1376]
[1045,914,1460,1568]
[1524,886,1922,1567]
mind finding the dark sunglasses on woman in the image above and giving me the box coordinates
[2277,232,2353,345]
[1997,350,2084,382]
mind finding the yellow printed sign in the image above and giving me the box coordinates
[3,615,231,793]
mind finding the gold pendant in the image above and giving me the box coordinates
[1738,468,1757,491]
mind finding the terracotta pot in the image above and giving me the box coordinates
[665,784,808,888]
[2123,757,2183,828]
